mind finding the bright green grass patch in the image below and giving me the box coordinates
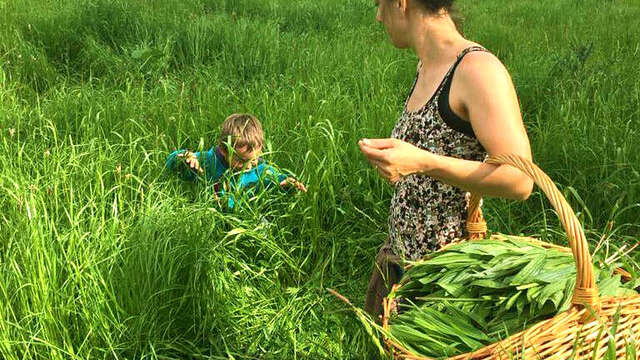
[0,0,638,358]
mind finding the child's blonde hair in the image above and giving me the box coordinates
[218,113,264,152]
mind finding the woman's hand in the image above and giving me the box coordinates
[358,138,434,185]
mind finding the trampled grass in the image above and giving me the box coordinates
[0,0,638,358]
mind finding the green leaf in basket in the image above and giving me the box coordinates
[425,252,482,267]
[516,294,527,315]
[437,281,467,297]
[403,263,440,278]
[390,324,448,347]
[598,274,622,297]
[615,287,637,296]
[510,253,547,285]
[478,256,534,279]
[407,305,489,347]
[537,279,569,310]
[452,268,476,284]
[438,268,463,284]
[487,312,529,337]
[515,283,540,291]
[455,240,514,257]
[548,287,565,308]
[526,284,542,303]
[534,264,576,283]
[416,269,447,285]
[445,301,490,330]
[558,278,576,312]
[505,290,522,311]
[389,324,445,357]
[471,279,512,289]
[627,277,640,290]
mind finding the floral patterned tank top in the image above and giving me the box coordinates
[389,46,488,260]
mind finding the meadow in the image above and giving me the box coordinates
[0,0,639,358]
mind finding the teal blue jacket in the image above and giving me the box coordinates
[165,147,288,209]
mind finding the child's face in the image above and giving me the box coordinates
[227,145,262,170]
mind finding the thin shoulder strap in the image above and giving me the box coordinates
[405,46,486,113]
[447,46,486,78]
[438,46,488,138]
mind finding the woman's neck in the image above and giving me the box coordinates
[409,13,470,68]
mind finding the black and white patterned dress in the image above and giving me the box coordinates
[389,46,488,260]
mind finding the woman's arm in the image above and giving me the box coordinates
[359,52,533,200]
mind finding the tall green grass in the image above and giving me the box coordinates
[0,0,638,358]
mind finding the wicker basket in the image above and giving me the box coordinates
[381,154,640,360]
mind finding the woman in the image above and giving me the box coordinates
[360,0,534,316]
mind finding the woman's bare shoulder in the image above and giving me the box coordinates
[455,49,513,88]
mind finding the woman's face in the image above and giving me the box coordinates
[375,0,410,48]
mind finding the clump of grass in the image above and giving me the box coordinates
[1,0,639,358]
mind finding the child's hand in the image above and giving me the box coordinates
[177,151,203,175]
[280,177,307,193]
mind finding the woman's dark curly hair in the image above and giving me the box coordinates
[415,0,454,13]
[414,0,463,32]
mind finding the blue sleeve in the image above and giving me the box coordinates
[219,162,293,210]
[227,194,236,209]
[214,184,237,210]
[261,164,287,187]
[165,149,200,181]
[236,163,287,190]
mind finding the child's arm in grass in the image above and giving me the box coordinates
[258,162,307,193]
[216,162,306,210]
[279,177,307,192]
[165,149,205,181]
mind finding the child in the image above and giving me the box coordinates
[165,113,306,208]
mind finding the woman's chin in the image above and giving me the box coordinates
[388,35,409,49]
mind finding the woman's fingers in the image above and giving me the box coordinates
[359,141,401,185]
[371,160,400,186]
[371,160,392,177]
[359,138,397,150]
[359,141,388,162]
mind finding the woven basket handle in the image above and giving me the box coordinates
[466,154,600,313]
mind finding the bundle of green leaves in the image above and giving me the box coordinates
[384,236,637,358]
